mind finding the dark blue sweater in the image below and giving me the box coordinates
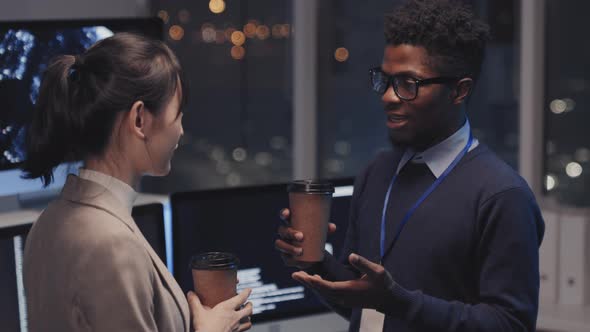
[312,144,544,332]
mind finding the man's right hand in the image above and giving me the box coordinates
[274,208,337,269]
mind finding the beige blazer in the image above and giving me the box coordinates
[24,175,190,332]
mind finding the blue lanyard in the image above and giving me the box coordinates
[379,133,474,261]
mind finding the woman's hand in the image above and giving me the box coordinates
[188,289,253,332]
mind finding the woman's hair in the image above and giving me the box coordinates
[21,32,186,186]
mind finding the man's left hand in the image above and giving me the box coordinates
[292,253,395,309]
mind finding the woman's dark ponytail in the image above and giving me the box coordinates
[21,55,79,186]
[21,33,185,187]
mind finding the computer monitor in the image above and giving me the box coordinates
[0,223,32,331]
[132,202,167,264]
[0,18,163,171]
[171,179,354,323]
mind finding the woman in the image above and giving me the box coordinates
[21,33,252,332]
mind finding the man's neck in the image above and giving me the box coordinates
[412,116,466,152]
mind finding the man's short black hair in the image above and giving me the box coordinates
[385,0,490,81]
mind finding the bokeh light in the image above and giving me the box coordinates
[178,9,191,24]
[157,10,170,24]
[215,30,225,44]
[169,25,185,41]
[256,25,270,40]
[209,0,226,14]
[231,31,246,46]
[334,47,349,62]
[550,99,567,114]
[545,174,557,191]
[566,162,583,178]
[244,23,257,38]
[232,147,247,162]
[272,25,282,39]
[201,24,216,43]
[231,46,246,60]
[280,24,290,38]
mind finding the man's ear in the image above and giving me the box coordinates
[452,78,474,105]
[128,100,147,140]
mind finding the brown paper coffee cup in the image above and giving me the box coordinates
[287,180,334,263]
[190,252,239,307]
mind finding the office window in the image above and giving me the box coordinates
[143,0,293,193]
[317,0,521,179]
[544,0,590,206]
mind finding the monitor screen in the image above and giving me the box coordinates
[132,202,167,264]
[0,224,31,331]
[171,180,353,322]
[0,18,162,170]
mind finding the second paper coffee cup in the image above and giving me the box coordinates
[287,180,335,262]
[190,252,239,307]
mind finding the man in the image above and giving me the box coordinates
[275,1,544,331]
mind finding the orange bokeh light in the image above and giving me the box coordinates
[231,31,246,46]
[169,25,185,41]
[334,47,350,62]
[243,23,256,38]
[231,46,246,60]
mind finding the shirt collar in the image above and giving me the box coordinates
[78,168,138,214]
[395,119,479,178]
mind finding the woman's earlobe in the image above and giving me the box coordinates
[136,114,148,141]
[129,100,147,139]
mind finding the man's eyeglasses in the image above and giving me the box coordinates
[369,67,458,101]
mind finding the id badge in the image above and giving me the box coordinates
[359,308,385,332]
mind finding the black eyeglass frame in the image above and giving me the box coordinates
[369,67,460,101]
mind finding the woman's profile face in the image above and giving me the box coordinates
[144,85,184,176]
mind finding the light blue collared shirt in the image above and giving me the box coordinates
[395,119,479,178]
